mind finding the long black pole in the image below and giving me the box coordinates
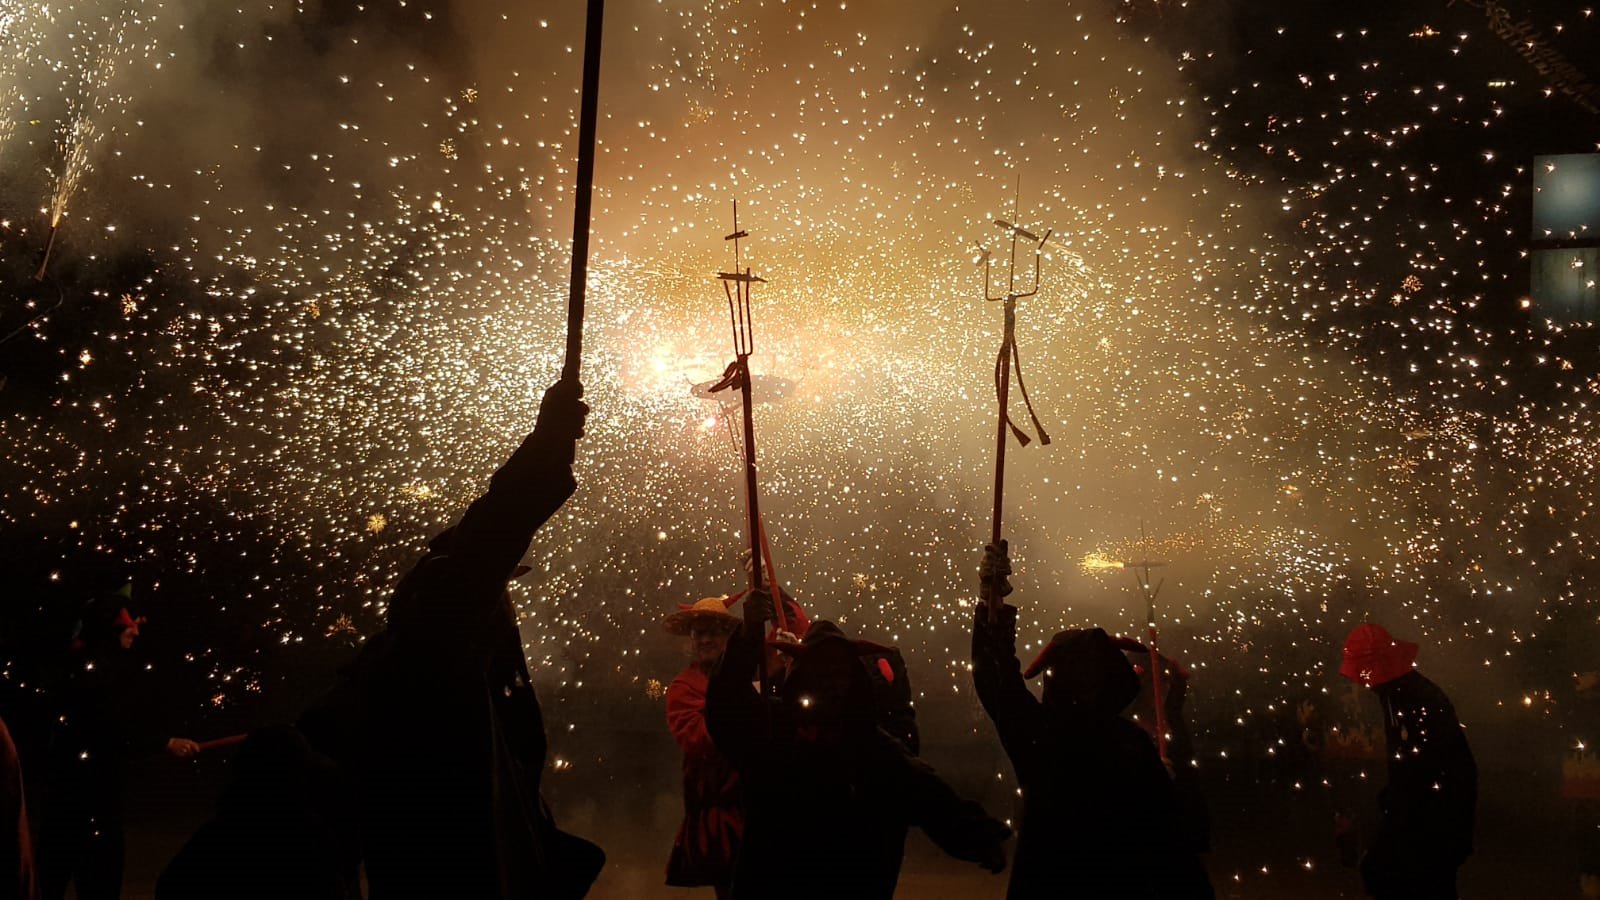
[739,361,765,596]
[563,0,605,382]
[985,302,1014,622]
[739,354,771,702]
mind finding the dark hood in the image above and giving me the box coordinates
[781,621,876,737]
[1034,627,1142,717]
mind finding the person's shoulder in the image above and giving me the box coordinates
[1107,715,1162,748]
[1404,671,1455,704]
[668,665,708,695]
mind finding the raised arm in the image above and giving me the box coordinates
[971,602,1046,772]
[388,379,588,645]
[704,589,772,771]
[441,378,588,586]
[971,542,1047,775]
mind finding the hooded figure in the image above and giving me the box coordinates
[971,602,1213,900]
[770,622,922,887]
[1339,623,1475,900]
[705,609,1009,899]
[155,726,354,900]
[298,379,603,900]
[971,540,1211,899]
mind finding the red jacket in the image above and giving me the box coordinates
[664,588,808,887]
[665,664,741,887]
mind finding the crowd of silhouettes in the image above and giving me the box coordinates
[0,376,1485,899]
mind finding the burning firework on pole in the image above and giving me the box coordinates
[35,5,136,282]
[37,105,99,283]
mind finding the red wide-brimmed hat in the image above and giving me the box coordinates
[1339,622,1418,687]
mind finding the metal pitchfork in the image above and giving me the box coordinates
[706,200,788,638]
[977,180,1054,621]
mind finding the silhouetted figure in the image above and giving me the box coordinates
[0,717,35,900]
[971,544,1213,900]
[706,601,1009,899]
[155,726,353,900]
[301,379,602,899]
[35,595,199,900]
[1339,623,1475,900]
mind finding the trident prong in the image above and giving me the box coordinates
[718,201,761,359]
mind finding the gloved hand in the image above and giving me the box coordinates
[979,540,1013,600]
[532,378,588,461]
[743,587,775,630]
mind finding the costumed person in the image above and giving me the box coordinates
[155,725,354,900]
[35,590,200,900]
[661,590,805,898]
[971,542,1213,900]
[1339,622,1476,900]
[705,592,1009,899]
[0,717,35,900]
[299,378,603,899]
[778,621,926,888]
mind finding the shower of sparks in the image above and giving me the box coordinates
[2,8,1599,880]
[44,3,144,229]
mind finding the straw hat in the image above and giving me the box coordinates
[663,596,741,636]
